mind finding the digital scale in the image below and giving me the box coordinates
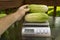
[22,22,51,40]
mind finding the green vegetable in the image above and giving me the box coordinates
[25,13,49,22]
[29,4,48,13]
[0,14,6,18]
[48,6,60,16]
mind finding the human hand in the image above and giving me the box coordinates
[14,5,30,20]
[16,5,30,13]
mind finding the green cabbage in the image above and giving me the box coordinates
[29,4,48,13]
[25,13,49,22]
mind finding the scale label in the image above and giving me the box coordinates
[22,27,51,37]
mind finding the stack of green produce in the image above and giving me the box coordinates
[25,4,49,22]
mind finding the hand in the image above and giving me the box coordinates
[14,5,30,21]
[16,5,30,13]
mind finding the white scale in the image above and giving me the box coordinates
[22,22,51,40]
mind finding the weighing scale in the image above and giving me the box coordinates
[22,21,51,40]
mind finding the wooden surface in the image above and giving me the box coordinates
[0,0,23,9]
[0,0,12,1]
[25,0,60,6]
[0,0,60,9]
[25,0,54,6]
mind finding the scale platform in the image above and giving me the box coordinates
[23,21,49,27]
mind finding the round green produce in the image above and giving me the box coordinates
[25,13,49,22]
[0,14,6,18]
[29,4,48,13]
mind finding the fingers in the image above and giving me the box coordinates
[21,5,29,8]
[24,7,30,12]
[20,5,29,9]
[18,5,30,13]
[20,5,30,12]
